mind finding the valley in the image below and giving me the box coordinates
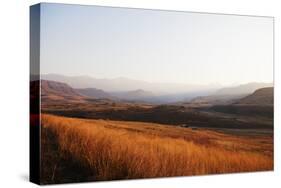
[37,79,273,133]
[30,78,274,183]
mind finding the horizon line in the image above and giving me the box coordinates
[34,73,274,88]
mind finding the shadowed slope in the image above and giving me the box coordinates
[237,87,273,105]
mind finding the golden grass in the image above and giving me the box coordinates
[41,114,273,182]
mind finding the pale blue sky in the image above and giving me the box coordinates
[40,3,273,86]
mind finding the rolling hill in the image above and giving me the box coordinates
[40,80,83,101]
[215,82,273,96]
[209,87,274,118]
[236,87,273,105]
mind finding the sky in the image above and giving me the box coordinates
[40,3,273,86]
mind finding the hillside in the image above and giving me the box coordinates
[209,87,274,118]
[41,80,83,101]
[237,87,273,105]
[215,82,273,96]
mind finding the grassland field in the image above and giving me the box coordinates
[41,114,273,184]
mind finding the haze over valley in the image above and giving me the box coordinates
[32,76,273,132]
[40,73,273,104]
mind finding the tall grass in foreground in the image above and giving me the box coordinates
[41,114,273,183]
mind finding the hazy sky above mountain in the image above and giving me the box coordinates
[40,3,273,86]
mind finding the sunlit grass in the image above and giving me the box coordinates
[41,114,273,182]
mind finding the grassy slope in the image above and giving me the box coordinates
[41,114,273,184]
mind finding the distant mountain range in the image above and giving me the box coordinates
[35,74,273,104]
[110,89,155,101]
[40,74,219,95]
[33,79,274,110]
